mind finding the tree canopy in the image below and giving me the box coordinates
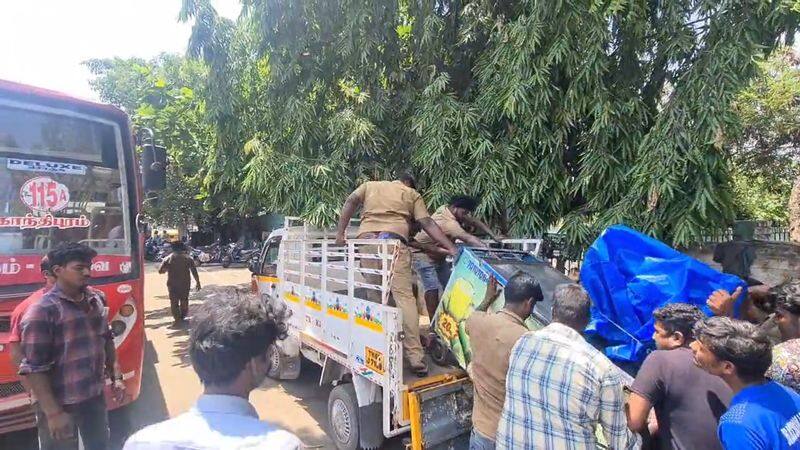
[85,55,216,228]
[168,0,798,247]
[729,48,800,224]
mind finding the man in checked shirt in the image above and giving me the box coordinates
[19,242,125,450]
[496,283,640,450]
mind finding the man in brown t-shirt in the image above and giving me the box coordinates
[412,195,501,320]
[159,242,201,325]
[336,173,457,375]
[465,273,542,449]
[627,303,732,450]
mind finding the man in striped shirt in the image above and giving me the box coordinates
[496,284,639,450]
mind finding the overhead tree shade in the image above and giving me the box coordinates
[174,0,798,248]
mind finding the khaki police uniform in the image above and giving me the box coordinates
[352,180,429,367]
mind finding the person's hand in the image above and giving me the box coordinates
[707,287,742,317]
[493,234,507,243]
[46,410,74,441]
[335,234,346,246]
[111,379,127,403]
[486,275,501,300]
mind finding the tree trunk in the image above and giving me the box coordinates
[789,173,800,242]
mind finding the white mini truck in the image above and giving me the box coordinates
[250,218,544,450]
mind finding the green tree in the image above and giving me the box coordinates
[729,48,800,236]
[179,0,798,247]
[84,55,216,229]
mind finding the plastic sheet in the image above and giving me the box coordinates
[580,225,746,362]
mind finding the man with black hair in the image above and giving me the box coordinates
[768,279,800,392]
[336,174,457,376]
[692,316,800,449]
[124,294,301,449]
[412,195,501,320]
[627,303,732,450]
[9,256,55,388]
[19,242,124,450]
[465,273,543,450]
[497,283,639,450]
[158,241,201,325]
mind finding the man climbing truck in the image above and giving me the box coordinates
[252,217,546,449]
[335,174,457,376]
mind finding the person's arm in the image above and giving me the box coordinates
[626,393,653,434]
[476,275,502,312]
[454,230,489,248]
[463,214,504,243]
[409,239,451,258]
[158,255,170,274]
[418,217,458,255]
[706,286,743,318]
[336,185,366,245]
[190,259,201,290]
[599,370,641,450]
[19,306,74,440]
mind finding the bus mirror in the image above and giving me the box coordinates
[141,144,168,192]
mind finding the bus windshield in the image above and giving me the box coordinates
[0,103,133,286]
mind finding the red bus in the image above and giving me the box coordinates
[0,80,152,433]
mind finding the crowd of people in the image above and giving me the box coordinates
[8,172,800,450]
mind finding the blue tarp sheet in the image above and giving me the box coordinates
[580,225,746,363]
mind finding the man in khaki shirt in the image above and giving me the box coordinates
[412,195,502,321]
[466,272,543,449]
[336,173,456,375]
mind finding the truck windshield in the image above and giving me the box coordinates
[0,103,132,286]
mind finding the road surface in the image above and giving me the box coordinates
[1,264,407,449]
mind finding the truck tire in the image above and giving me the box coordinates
[327,384,384,450]
[266,343,282,379]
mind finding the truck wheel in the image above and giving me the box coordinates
[266,343,282,379]
[327,384,384,450]
[429,335,457,366]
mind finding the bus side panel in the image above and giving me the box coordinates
[323,291,351,355]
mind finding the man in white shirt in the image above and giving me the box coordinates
[123,295,302,449]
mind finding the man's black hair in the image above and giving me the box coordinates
[47,242,97,268]
[771,279,800,315]
[39,256,51,274]
[171,241,187,252]
[190,293,287,386]
[652,303,706,342]
[504,272,543,305]
[398,172,417,189]
[449,195,479,212]
[693,316,772,383]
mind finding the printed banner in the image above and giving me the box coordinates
[0,254,133,287]
[7,158,87,175]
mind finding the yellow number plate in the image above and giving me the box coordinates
[365,346,385,375]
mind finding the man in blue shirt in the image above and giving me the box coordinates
[692,316,800,449]
[123,295,301,449]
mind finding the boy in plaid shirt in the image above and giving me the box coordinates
[19,242,125,450]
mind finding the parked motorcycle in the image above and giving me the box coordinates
[221,242,259,268]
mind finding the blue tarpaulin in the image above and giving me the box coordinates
[580,225,746,363]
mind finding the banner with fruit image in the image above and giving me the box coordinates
[432,249,500,369]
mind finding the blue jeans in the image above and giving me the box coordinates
[411,253,451,293]
[470,429,496,450]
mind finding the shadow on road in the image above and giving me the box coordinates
[109,338,171,448]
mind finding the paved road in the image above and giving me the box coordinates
[1,264,407,449]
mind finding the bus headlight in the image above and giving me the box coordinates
[111,320,127,336]
[112,300,137,347]
[119,304,135,317]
